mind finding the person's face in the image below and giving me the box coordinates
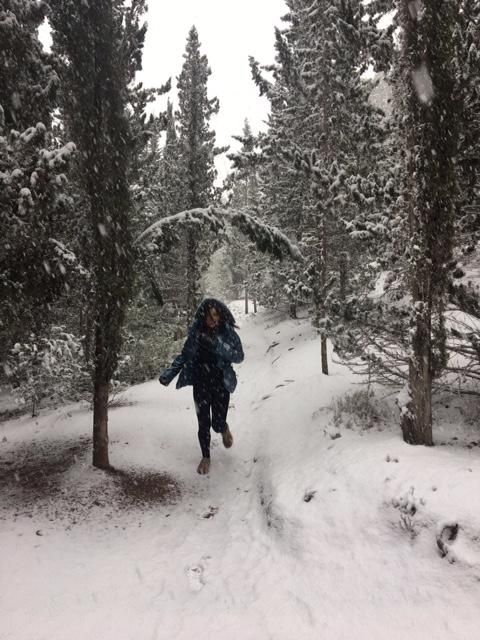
[206,306,220,329]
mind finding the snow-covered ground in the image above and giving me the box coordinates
[1,304,480,640]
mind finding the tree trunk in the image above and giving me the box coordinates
[186,229,198,326]
[397,0,458,445]
[50,0,134,468]
[321,335,329,376]
[244,285,249,314]
[320,211,329,375]
[339,251,348,318]
[401,303,433,445]
[93,379,110,468]
[147,265,164,307]
[289,302,297,319]
[253,298,257,314]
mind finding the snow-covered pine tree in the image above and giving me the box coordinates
[156,100,189,308]
[330,1,480,411]
[259,119,311,316]
[228,120,260,207]
[455,0,480,240]
[0,0,75,370]
[252,0,390,373]
[49,0,146,468]
[396,0,460,445]
[176,26,220,324]
[226,120,264,311]
[452,1,480,250]
[121,96,189,383]
[120,79,185,385]
[304,5,407,391]
[443,1,480,387]
[159,100,186,219]
[249,9,314,317]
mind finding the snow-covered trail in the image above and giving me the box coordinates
[2,306,480,640]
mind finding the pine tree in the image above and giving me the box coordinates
[454,0,480,248]
[49,0,146,468]
[443,1,480,388]
[160,101,185,217]
[156,100,189,307]
[250,0,389,372]
[0,1,75,369]
[227,119,263,310]
[176,26,220,324]
[0,1,56,131]
[396,0,460,445]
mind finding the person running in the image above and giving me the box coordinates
[159,298,244,475]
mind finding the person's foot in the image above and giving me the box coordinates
[197,457,211,475]
[222,424,233,449]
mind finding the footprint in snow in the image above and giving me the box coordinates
[386,454,399,463]
[201,506,218,519]
[186,555,211,592]
[186,564,206,592]
[437,522,459,562]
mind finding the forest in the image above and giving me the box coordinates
[1,2,480,638]
[2,0,478,459]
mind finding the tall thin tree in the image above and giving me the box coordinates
[397,0,460,444]
[50,0,146,467]
[176,26,219,324]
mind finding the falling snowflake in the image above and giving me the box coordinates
[98,223,108,237]
[412,63,434,104]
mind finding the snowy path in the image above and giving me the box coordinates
[2,306,480,639]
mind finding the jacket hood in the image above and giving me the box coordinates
[194,298,236,327]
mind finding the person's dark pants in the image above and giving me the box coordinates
[193,370,230,459]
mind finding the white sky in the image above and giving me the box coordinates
[39,1,286,181]
[139,0,286,181]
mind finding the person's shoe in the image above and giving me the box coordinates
[222,424,233,449]
[197,457,210,475]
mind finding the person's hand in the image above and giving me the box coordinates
[159,374,168,386]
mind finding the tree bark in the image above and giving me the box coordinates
[321,335,329,376]
[339,251,348,318]
[401,303,433,445]
[320,211,329,375]
[93,379,110,468]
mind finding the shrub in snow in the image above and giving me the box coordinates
[392,487,426,539]
[331,389,391,430]
[7,328,87,416]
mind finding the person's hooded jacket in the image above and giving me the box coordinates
[159,299,244,393]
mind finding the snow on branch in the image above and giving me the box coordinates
[225,208,303,262]
[135,206,303,262]
[134,207,225,252]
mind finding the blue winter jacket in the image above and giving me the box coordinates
[160,299,244,393]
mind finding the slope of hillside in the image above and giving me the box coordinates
[1,305,480,640]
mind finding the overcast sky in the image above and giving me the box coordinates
[139,0,286,180]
